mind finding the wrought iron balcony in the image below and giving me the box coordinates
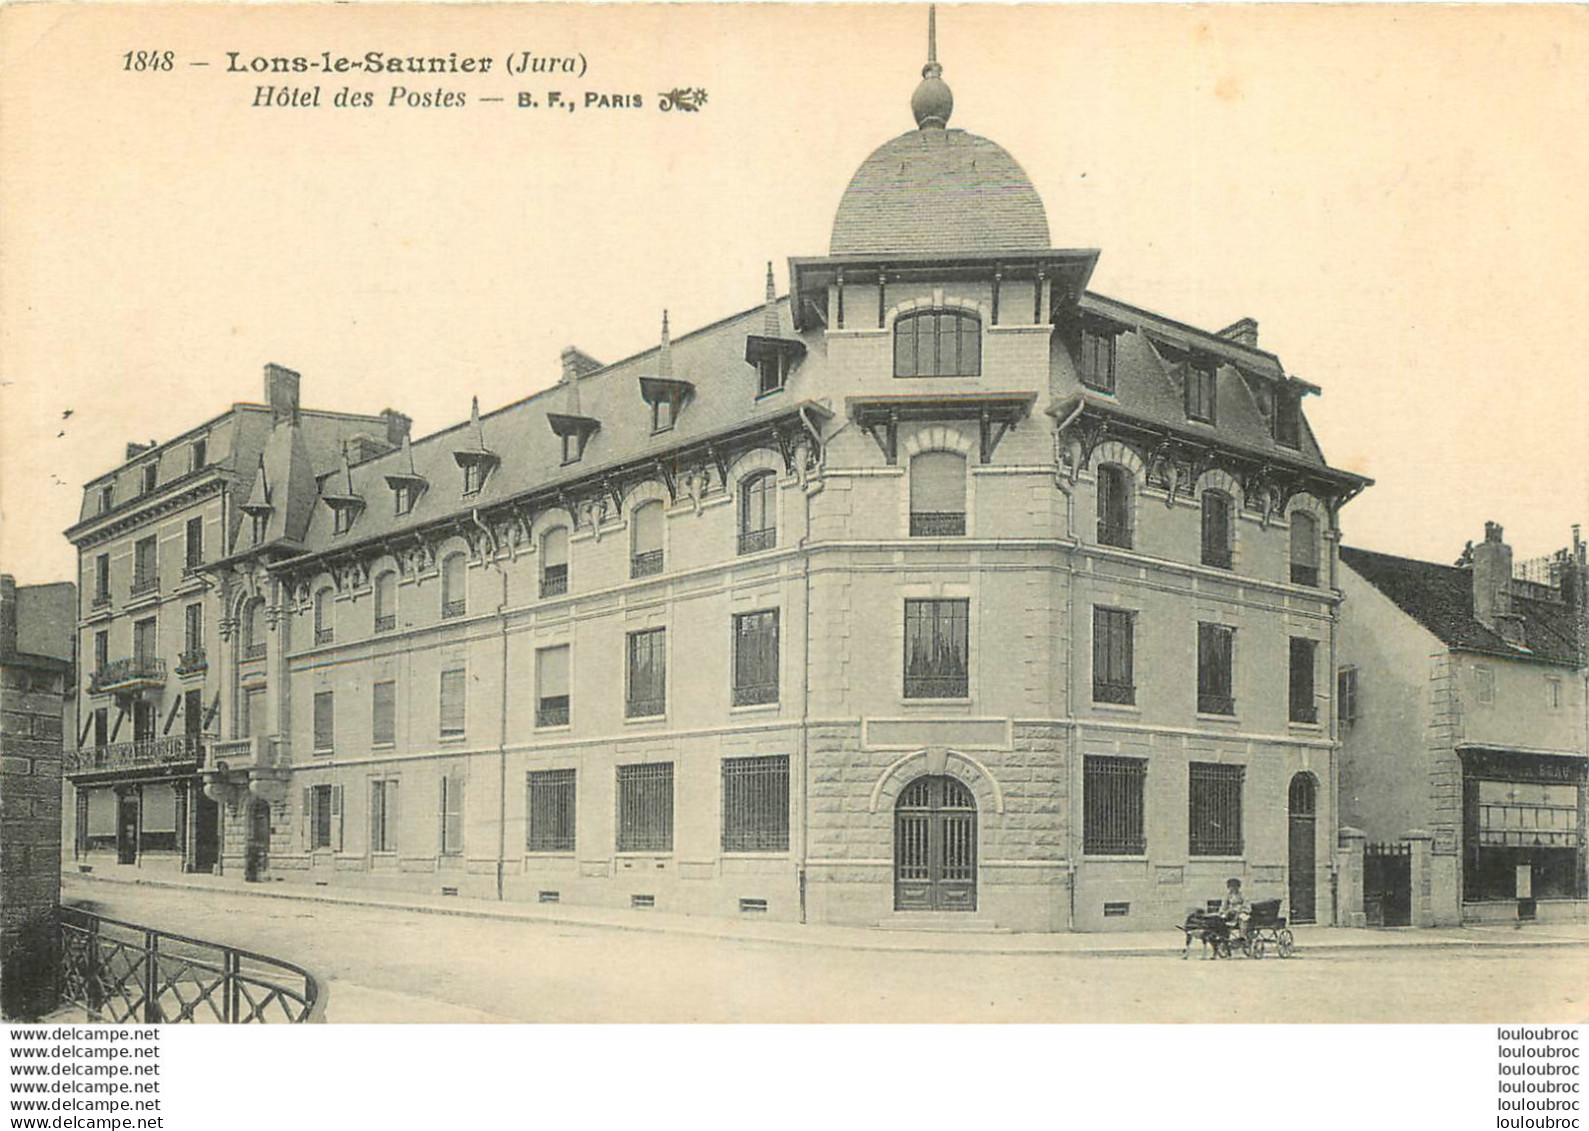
[909,511,966,537]
[732,682,779,707]
[630,550,664,579]
[59,908,324,1023]
[68,734,202,776]
[540,565,568,598]
[130,571,161,598]
[625,695,665,719]
[207,736,273,772]
[89,656,167,695]
[738,527,776,555]
[536,696,570,728]
[91,590,111,610]
[175,649,207,676]
[904,674,969,700]
[1093,680,1136,706]
[1198,691,1236,716]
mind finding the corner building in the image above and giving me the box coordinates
[106,24,1371,930]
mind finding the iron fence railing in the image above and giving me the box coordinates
[59,907,325,1024]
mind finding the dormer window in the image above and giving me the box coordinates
[894,309,981,378]
[332,506,355,535]
[745,338,806,396]
[1078,329,1118,394]
[462,462,485,496]
[394,483,417,516]
[547,413,600,466]
[1186,363,1217,424]
[639,377,693,436]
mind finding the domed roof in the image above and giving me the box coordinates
[829,128,1051,257]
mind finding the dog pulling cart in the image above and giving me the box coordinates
[1177,898,1295,959]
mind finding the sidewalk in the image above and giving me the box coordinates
[61,867,1589,959]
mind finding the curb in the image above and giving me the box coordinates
[61,871,1589,959]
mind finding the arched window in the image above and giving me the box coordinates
[894,309,981,378]
[313,589,334,646]
[1096,464,1133,549]
[1200,490,1233,569]
[242,598,265,660]
[909,451,967,537]
[373,572,396,633]
[738,472,776,555]
[631,501,664,578]
[1290,512,1320,587]
[540,527,569,598]
[440,553,467,619]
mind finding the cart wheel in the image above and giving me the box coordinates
[1277,929,1294,959]
[1249,939,1265,960]
[1216,939,1231,959]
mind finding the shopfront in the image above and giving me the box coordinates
[1462,749,1588,909]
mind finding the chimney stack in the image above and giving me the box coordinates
[1217,317,1259,348]
[1472,521,1528,648]
[264,363,301,424]
[380,409,412,449]
[124,441,153,462]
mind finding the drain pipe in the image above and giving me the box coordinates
[1052,399,1084,930]
[797,471,823,925]
[475,509,510,902]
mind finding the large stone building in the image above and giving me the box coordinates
[63,19,1371,931]
[1339,525,1588,926]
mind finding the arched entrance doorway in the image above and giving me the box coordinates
[894,776,977,911]
[1288,773,1317,923]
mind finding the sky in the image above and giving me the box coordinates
[2,3,1586,585]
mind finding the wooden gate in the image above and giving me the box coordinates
[1287,774,1317,924]
[1364,842,1411,927]
[894,776,977,912]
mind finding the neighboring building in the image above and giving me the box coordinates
[1,575,75,1018]
[63,366,407,876]
[1339,525,1588,926]
[67,17,1371,931]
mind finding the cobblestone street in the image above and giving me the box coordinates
[63,877,1589,1023]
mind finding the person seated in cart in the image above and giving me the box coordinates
[1221,877,1251,942]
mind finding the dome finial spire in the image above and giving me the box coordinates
[911,4,953,129]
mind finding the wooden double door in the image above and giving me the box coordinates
[894,776,977,912]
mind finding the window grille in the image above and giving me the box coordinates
[903,599,969,699]
[438,774,464,855]
[1289,638,1318,723]
[1197,623,1235,716]
[909,452,967,537]
[441,554,466,618]
[1201,491,1233,569]
[372,681,396,746]
[541,528,569,596]
[536,646,570,727]
[893,309,981,377]
[721,755,789,853]
[625,628,666,718]
[1290,512,1320,586]
[732,610,779,706]
[312,691,334,753]
[1186,364,1217,423]
[370,780,399,853]
[738,473,776,554]
[1092,607,1135,705]
[616,763,673,852]
[1079,330,1116,393]
[1189,763,1244,856]
[1084,756,1145,855]
[309,784,336,850]
[1096,465,1132,549]
[527,769,576,852]
[439,668,466,737]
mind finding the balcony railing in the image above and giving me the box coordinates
[1198,692,1236,716]
[207,736,279,772]
[536,696,570,728]
[540,565,568,598]
[374,614,396,634]
[732,682,779,708]
[68,734,202,775]
[314,627,334,646]
[59,907,324,1024]
[1098,522,1134,550]
[1093,681,1136,706]
[89,656,167,694]
[441,599,466,620]
[130,572,161,598]
[1291,564,1320,587]
[625,695,665,719]
[91,590,111,610]
[909,512,966,537]
[904,674,969,700]
[242,640,266,661]
[175,648,207,676]
[630,550,664,578]
[738,528,776,555]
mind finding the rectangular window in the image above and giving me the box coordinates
[1084,755,1146,855]
[1477,780,1581,849]
[536,645,570,728]
[439,668,466,737]
[757,357,784,397]
[616,762,673,853]
[1475,665,1495,706]
[191,439,206,472]
[1338,667,1359,731]
[651,398,675,434]
[99,485,113,515]
[394,483,416,516]
[184,603,204,654]
[721,755,790,853]
[313,691,334,753]
[1274,392,1302,448]
[1197,624,1235,716]
[462,462,484,496]
[372,680,396,746]
[133,617,156,663]
[439,774,464,855]
[1186,364,1217,423]
[1079,329,1117,394]
[370,780,399,853]
[244,687,266,739]
[183,690,202,738]
[732,610,780,707]
[132,537,158,596]
[309,784,336,850]
[1200,492,1233,569]
[1092,607,1135,705]
[93,630,108,674]
[93,554,110,606]
[92,707,108,748]
[1289,638,1318,723]
[1546,678,1563,711]
[1096,466,1132,549]
[903,599,969,699]
[332,506,354,536]
[1189,763,1244,856]
[141,462,158,495]
[184,517,203,570]
[527,769,576,853]
[625,628,666,718]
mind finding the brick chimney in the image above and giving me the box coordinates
[1217,318,1259,348]
[264,363,301,424]
[123,441,154,462]
[380,409,412,449]
[1472,521,1527,648]
[0,574,17,661]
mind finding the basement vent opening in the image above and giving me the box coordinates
[739,898,768,915]
[538,890,560,904]
[631,894,655,909]
[441,886,459,897]
[315,881,329,888]
[1103,902,1131,918]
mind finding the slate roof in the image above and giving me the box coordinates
[829,129,1050,256]
[1341,546,1584,667]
